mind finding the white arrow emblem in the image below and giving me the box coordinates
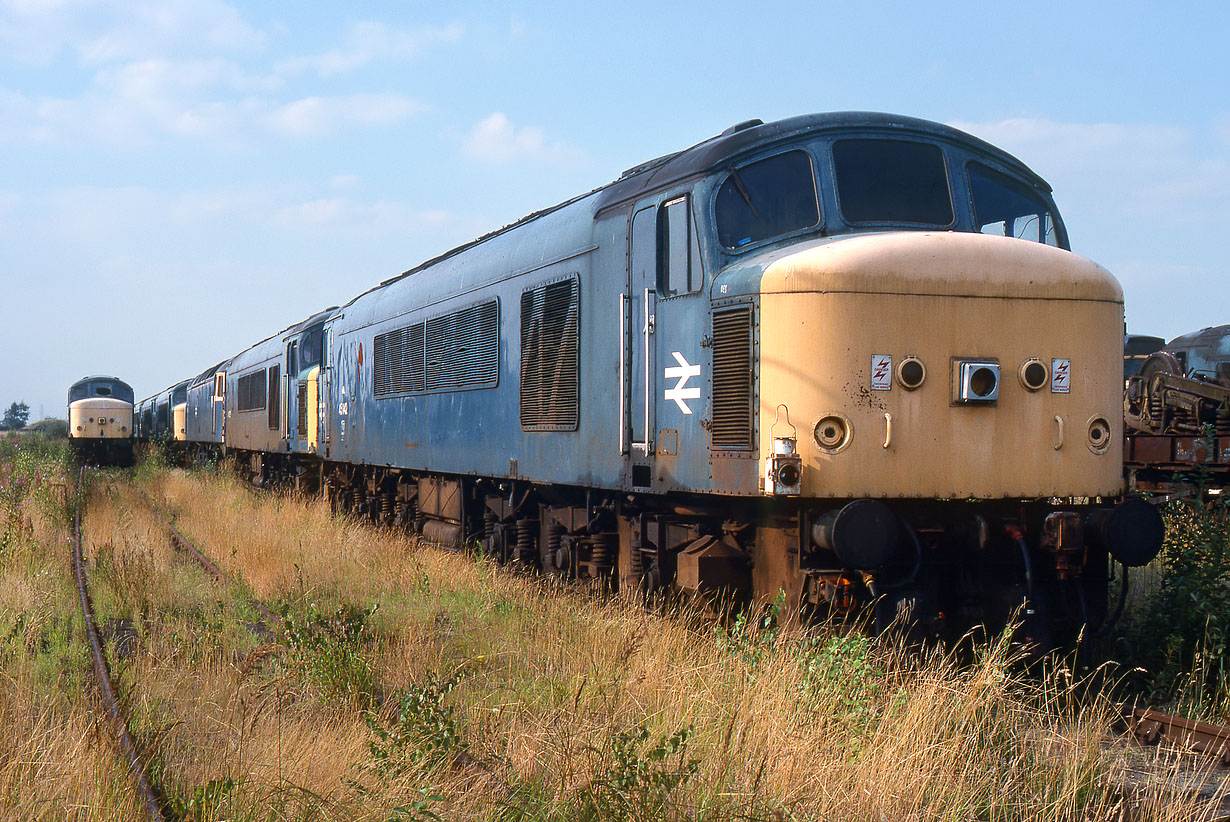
[664,351,701,414]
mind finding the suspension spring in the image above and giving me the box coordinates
[516,518,538,564]
[587,535,613,571]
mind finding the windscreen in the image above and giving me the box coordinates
[833,139,954,225]
[968,162,1058,246]
[715,150,820,249]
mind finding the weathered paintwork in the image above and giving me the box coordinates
[1166,325,1230,382]
[316,112,1115,506]
[756,232,1124,499]
[68,376,134,441]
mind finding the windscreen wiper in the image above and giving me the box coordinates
[727,164,760,220]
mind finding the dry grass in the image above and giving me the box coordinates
[1,446,1227,820]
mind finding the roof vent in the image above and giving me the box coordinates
[720,119,763,137]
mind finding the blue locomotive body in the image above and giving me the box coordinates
[144,112,1164,645]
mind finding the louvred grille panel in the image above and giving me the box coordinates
[520,277,579,430]
[710,305,753,449]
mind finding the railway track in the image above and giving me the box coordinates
[71,467,167,821]
[142,492,277,626]
[1129,706,1230,766]
[71,470,277,820]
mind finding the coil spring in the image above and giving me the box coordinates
[351,488,364,511]
[484,511,497,540]
[380,492,395,524]
[587,536,612,571]
[394,498,408,527]
[546,523,564,568]
[516,519,537,563]
[629,538,643,577]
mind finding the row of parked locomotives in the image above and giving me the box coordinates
[1124,325,1230,491]
[137,112,1163,648]
[67,375,135,466]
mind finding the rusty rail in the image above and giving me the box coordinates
[73,468,167,820]
[1129,706,1230,766]
[143,494,277,625]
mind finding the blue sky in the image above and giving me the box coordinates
[2,0,1227,419]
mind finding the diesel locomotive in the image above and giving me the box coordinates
[138,112,1164,646]
[68,375,135,466]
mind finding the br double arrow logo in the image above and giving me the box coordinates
[664,351,701,414]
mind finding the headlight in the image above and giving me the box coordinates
[954,360,999,404]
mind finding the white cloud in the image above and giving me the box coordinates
[328,174,362,190]
[0,0,264,65]
[462,112,587,167]
[274,20,464,77]
[263,93,424,138]
[0,73,424,148]
[948,117,1230,228]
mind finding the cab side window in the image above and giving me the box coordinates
[658,195,703,296]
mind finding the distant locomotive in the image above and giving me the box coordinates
[1125,325,1230,490]
[68,375,134,466]
[139,112,1164,647]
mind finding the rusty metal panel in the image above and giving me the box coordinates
[1131,436,1173,464]
[417,476,461,521]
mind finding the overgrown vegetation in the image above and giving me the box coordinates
[1115,428,1230,720]
[0,445,1225,819]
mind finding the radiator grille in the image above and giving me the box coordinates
[374,323,425,396]
[297,383,308,436]
[374,299,499,397]
[426,300,500,391]
[710,305,754,449]
[267,365,280,430]
[520,276,579,430]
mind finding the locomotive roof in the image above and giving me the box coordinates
[71,375,131,389]
[1166,324,1230,351]
[361,111,1050,302]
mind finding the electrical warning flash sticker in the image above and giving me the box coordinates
[1051,358,1071,393]
[871,355,892,390]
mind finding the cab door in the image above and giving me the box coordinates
[623,194,705,493]
[625,205,658,489]
[212,371,226,444]
[283,340,298,447]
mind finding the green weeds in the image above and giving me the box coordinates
[280,600,379,707]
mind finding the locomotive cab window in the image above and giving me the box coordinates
[968,162,1059,246]
[715,150,820,249]
[660,196,703,295]
[833,139,954,225]
[299,327,324,375]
